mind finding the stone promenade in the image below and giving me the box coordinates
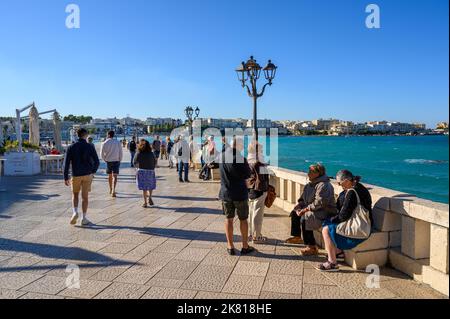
[0,155,446,299]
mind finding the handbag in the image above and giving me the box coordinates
[265,185,277,208]
[336,188,371,239]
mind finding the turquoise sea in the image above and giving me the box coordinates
[275,135,449,204]
[144,134,448,204]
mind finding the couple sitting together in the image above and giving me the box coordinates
[285,163,374,272]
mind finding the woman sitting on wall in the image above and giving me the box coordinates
[317,170,373,272]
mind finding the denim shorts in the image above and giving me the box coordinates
[106,161,121,174]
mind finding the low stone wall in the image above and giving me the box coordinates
[268,166,449,296]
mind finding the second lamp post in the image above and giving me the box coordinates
[184,106,200,136]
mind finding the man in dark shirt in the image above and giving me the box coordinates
[219,138,254,256]
[152,135,162,167]
[128,136,137,167]
[64,128,100,226]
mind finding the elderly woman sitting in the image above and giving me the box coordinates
[285,163,337,256]
[317,170,373,272]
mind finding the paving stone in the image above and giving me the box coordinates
[89,263,133,282]
[201,253,239,267]
[174,248,211,262]
[262,274,303,295]
[21,275,67,295]
[141,287,197,299]
[382,279,447,299]
[259,292,302,299]
[196,291,258,299]
[0,272,43,290]
[302,268,336,286]
[268,259,304,276]
[0,288,27,299]
[154,260,200,280]
[58,279,112,299]
[95,282,150,299]
[18,259,65,275]
[20,292,65,299]
[138,252,176,267]
[302,284,353,299]
[99,243,138,254]
[114,265,162,285]
[232,261,270,277]
[152,241,189,254]
[106,234,150,245]
[182,265,233,292]
[146,278,184,289]
[222,275,265,296]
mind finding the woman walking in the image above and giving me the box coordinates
[133,139,157,208]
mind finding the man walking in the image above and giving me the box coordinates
[100,131,123,197]
[152,135,161,167]
[219,138,254,255]
[174,135,190,183]
[64,128,100,226]
[128,136,137,167]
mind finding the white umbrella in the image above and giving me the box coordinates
[53,111,62,152]
[28,106,40,146]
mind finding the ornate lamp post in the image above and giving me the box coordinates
[184,106,200,136]
[235,56,277,142]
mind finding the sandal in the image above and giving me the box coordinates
[253,236,267,244]
[142,203,148,208]
[316,261,340,272]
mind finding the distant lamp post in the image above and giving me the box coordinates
[184,106,200,135]
[236,56,277,142]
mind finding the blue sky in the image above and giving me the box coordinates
[0,0,448,127]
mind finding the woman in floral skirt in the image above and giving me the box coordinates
[133,139,157,208]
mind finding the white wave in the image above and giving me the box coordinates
[404,159,448,165]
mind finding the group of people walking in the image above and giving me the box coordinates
[63,129,373,273]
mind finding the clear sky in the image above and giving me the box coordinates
[0,0,448,127]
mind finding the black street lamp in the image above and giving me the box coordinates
[236,56,277,143]
[184,106,200,135]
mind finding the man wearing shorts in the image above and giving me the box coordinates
[100,131,123,197]
[64,128,100,226]
[219,138,254,256]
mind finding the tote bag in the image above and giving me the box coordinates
[336,188,371,239]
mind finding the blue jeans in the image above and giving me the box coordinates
[130,151,136,167]
[178,160,189,181]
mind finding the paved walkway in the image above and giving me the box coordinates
[0,154,446,299]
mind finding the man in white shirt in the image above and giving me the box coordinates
[174,135,190,183]
[100,131,123,197]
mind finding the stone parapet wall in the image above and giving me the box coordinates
[268,166,449,296]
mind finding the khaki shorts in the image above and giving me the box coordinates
[72,174,94,193]
[222,200,249,220]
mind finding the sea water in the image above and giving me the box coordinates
[145,135,449,204]
[276,135,449,204]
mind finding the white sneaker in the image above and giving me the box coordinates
[81,217,92,226]
[70,212,79,225]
